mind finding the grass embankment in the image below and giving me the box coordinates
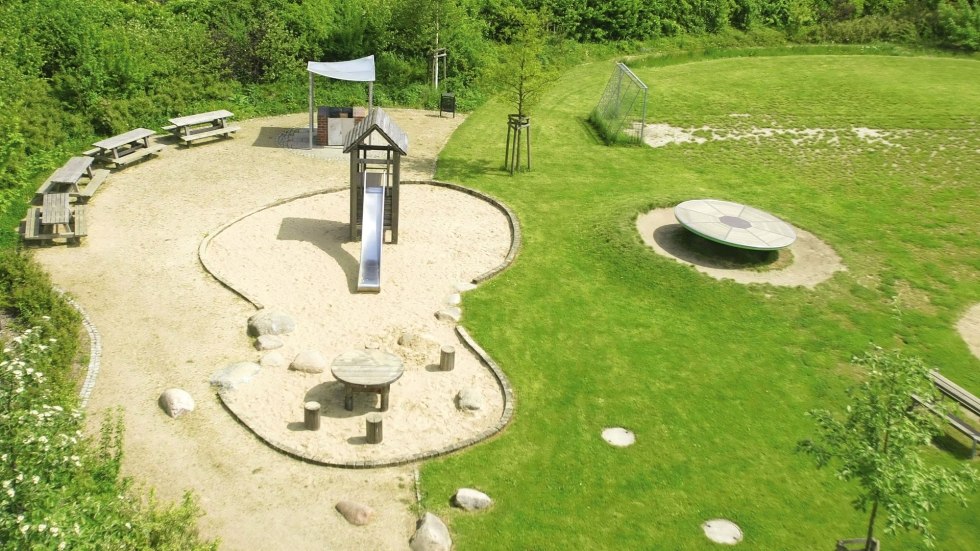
[422,53,980,549]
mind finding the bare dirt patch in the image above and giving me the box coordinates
[957,304,980,361]
[636,208,845,288]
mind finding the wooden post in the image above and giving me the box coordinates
[304,401,321,431]
[366,412,383,444]
[439,346,456,371]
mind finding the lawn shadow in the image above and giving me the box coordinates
[277,217,357,293]
[652,223,788,271]
[932,433,976,461]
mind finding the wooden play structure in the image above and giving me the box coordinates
[342,107,409,292]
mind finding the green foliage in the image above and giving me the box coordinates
[485,7,558,116]
[938,0,980,50]
[0,328,216,550]
[800,347,977,547]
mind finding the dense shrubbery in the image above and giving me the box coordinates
[0,0,976,543]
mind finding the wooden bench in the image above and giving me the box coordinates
[912,371,980,459]
[178,124,241,144]
[90,128,162,167]
[71,204,88,242]
[106,144,165,167]
[76,169,110,201]
[22,207,44,241]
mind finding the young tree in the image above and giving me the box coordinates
[799,347,977,550]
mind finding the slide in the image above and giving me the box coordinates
[356,172,385,293]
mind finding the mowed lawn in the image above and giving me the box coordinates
[421,54,980,550]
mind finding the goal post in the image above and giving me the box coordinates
[590,62,648,144]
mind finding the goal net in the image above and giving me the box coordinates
[590,62,648,144]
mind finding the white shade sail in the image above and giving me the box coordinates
[307,56,376,82]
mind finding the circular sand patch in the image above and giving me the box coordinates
[601,427,635,447]
[636,208,845,288]
[957,304,980,361]
[702,519,743,545]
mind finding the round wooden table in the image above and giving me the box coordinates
[674,199,796,251]
[331,350,404,412]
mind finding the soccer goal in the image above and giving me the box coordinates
[590,62,648,144]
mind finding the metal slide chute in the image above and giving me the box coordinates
[356,172,385,293]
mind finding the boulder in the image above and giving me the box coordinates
[409,513,452,551]
[255,335,284,351]
[247,310,295,337]
[335,500,375,526]
[453,488,492,511]
[158,388,195,419]
[446,293,462,306]
[260,351,288,369]
[456,388,483,411]
[435,307,462,323]
[290,350,328,374]
[210,362,261,391]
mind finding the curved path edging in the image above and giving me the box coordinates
[198,180,522,468]
[54,288,103,409]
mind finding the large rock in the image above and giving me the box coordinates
[435,307,462,323]
[456,388,483,411]
[247,310,295,337]
[446,293,462,306]
[335,500,375,526]
[290,350,328,374]
[255,335,283,351]
[210,362,261,391]
[409,513,452,551]
[453,488,493,511]
[260,351,288,369]
[158,388,195,419]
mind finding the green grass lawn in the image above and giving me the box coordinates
[420,53,980,549]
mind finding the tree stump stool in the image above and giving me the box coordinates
[366,413,383,444]
[439,346,456,371]
[304,401,321,431]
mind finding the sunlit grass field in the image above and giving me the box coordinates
[421,53,980,549]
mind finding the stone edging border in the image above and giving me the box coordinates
[199,180,522,468]
[54,288,102,409]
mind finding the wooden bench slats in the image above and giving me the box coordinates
[78,169,110,201]
[50,156,94,184]
[162,124,178,132]
[930,371,980,417]
[179,125,240,143]
[82,148,100,157]
[72,204,88,238]
[104,144,165,166]
[22,207,43,240]
[912,393,980,458]
[169,110,234,127]
[92,128,156,150]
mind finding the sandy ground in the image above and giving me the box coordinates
[636,208,846,288]
[958,304,980,361]
[30,109,515,550]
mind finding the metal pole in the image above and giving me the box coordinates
[369,82,374,110]
[308,71,314,150]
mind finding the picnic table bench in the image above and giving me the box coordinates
[910,371,980,458]
[87,128,164,167]
[162,110,240,145]
[21,200,87,245]
[34,156,110,204]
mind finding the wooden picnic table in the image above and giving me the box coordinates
[49,156,94,191]
[92,128,156,159]
[165,110,240,145]
[331,350,404,412]
[41,193,71,225]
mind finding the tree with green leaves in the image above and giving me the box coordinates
[799,347,977,550]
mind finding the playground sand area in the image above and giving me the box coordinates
[31,109,514,550]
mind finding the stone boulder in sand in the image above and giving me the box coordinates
[335,500,375,526]
[210,362,261,390]
[290,350,328,374]
[255,335,284,350]
[456,388,483,411]
[435,307,461,323]
[158,388,195,418]
[409,513,452,551]
[260,351,289,369]
[247,310,295,337]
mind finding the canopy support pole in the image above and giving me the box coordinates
[308,72,315,150]
[369,82,374,110]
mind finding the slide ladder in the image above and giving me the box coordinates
[356,172,385,293]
